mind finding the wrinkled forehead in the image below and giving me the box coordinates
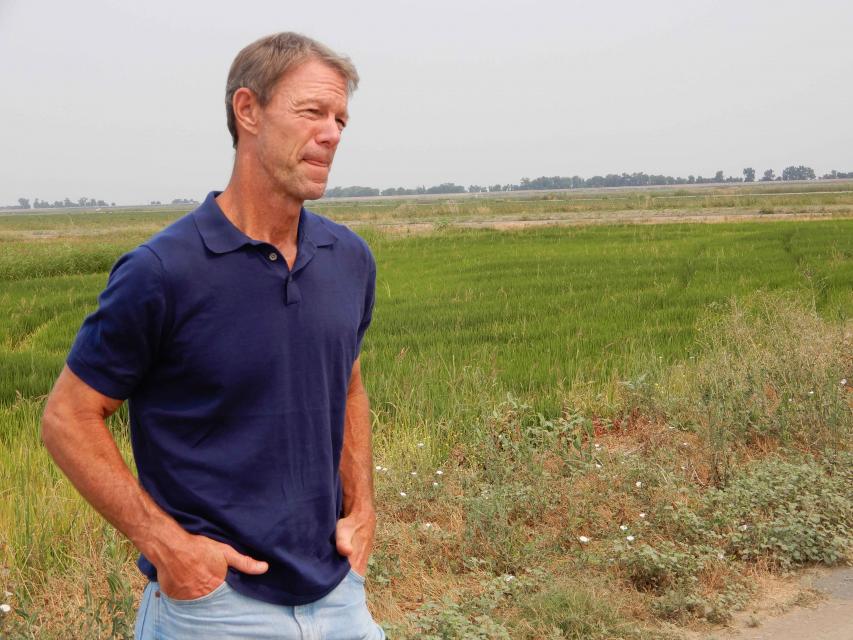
[274,57,352,98]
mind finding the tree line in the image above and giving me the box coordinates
[5,166,853,209]
[325,166,853,198]
[3,197,199,211]
[2,197,115,210]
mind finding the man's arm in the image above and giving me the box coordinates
[41,366,268,598]
[335,357,377,576]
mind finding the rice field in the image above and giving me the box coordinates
[0,185,851,638]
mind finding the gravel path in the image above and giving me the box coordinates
[698,565,853,640]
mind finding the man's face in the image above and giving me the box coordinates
[254,58,349,202]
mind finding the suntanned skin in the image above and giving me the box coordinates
[40,57,376,600]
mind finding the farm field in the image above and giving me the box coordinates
[0,185,851,638]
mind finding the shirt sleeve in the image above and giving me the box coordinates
[66,245,169,400]
[354,251,376,357]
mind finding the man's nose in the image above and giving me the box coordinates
[316,116,342,147]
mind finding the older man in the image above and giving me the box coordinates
[41,33,384,639]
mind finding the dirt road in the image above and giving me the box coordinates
[694,565,853,640]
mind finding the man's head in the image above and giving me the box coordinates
[226,33,358,149]
[225,33,359,201]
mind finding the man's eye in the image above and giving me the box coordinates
[336,119,347,130]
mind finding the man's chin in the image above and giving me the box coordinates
[305,184,328,201]
[305,178,330,201]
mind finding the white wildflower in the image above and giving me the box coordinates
[841,378,847,385]
[808,391,814,396]
[578,535,591,544]
[0,604,10,614]
[2,591,9,598]
[626,535,635,542]
[417,442,425,448]
[435,470,444,475]
[432,482,439,487]
[504,574,515,582]
[399,492,407,497]
[639,513,647,519]
[594,443,602,450]
[410,471,417,476]
[717,552,725,560]
[635,481,643,488]
[595,463,602,469]
[739,524,749,531]
[424,522,433,529]
[375,466,382,471]
[619,524,628,531]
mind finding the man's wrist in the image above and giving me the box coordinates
[342,502,376,521]
[129,506,189,567]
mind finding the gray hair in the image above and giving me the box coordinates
[225,32,359,148]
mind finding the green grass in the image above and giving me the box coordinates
[0,190,851,638]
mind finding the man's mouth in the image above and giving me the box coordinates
[303,158,330,168]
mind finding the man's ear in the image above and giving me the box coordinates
[232,87,261,140]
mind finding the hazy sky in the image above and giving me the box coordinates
[1,0,851,205]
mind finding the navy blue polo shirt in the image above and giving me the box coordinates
[66,191,376,605]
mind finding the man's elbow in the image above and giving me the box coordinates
[40,395,66,455]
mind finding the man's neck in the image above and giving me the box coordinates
[215,171,303,253]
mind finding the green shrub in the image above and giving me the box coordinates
[710,458,852,569]
[641,292,851,482]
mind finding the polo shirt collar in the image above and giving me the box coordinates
[193,191,338,254]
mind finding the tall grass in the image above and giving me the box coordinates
[0,203,851,636]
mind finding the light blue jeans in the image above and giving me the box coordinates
[134,569,386,639]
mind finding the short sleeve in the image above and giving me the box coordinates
[66,245,169,400]
[354,252,376,356]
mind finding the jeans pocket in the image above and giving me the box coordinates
[161,580,230,605]
[347,567,366,584]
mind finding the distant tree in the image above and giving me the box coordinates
[687,175,695,184]
[111,202,116,207]
[468,185,484,193]
[781,165,815,181]
[743,167,755,182]
[489,184,503,192]
[425,182,465,194]
[761,169,775,182]
[17,198,30,209]
[714,170,725,182]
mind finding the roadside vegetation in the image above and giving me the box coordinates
[0,186,850,638]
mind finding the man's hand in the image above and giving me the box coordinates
[335,509,376,576]
[338,358,377,577]
[155,531,268,600]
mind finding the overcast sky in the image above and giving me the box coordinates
[1,0,851,205]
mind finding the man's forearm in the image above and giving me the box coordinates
[339,364,376,517]
[40,367,186,567]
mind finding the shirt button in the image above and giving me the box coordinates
[268,252,278,261]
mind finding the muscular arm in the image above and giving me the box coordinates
[335,357,377,576]
[41,366,267,598]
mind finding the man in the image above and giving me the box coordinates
[40,32,385,639]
